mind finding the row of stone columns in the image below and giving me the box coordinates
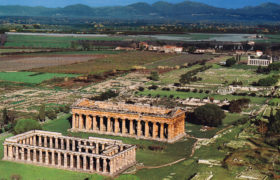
[248,59,270,66]
[18,135,111,155]
[4,144,116,174]
[73,114,171,140]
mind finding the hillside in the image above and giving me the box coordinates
[0,1,279,22]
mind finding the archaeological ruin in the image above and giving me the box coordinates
[71,99,186,143]
[2,130,136,176]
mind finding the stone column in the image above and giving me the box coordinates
[90,157,93,171]
[160,123,164,140]
[96,158,100,172]
[39,149,43,163]
[23,139,26,145]
[66,139,70,150]
[27,148,31,161]
[122,119,126,134]
[137,120,141,136]
[167,124,173,140]
[83,155,87,170]
[115,119,119,133]
[78,141,81,152]
[96,143,99,154]
[64,153,68,168]
[153,122,158,139]
[93,116,97,131]
[50,137,53,148]
[72,114,76,129]
[70,154,74,168]
[109,159,114,174]
[129,120,133,135]
[33,149,37,163]
[61,138,65,150]
[45,150,49,165]
[33,136,37,146]
[72,140,76,151]
[3,145,7,159]
[44,136,47,147]
[103,159,107,173]
[54,137,58,149]
[108,118,111,133]
[27,138,30,145]
[15,146,19,160]
[21,148,25,161]
[39,136,42,146]
[8,145,13,159]
[100,117,104,132]
[101,143,105,151]
[77,155,80,169]
[30,137,33,145]
[58,152,61,166]
[145,121,149,138]
[79,114,83,129]
[52,150,55,165]
[86,115,90,130]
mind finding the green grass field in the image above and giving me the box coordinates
[0,72,79,84]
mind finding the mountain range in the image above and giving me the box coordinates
[0,1,280,23]
[0,0,279,9]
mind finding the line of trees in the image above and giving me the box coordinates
[179,65,211,84]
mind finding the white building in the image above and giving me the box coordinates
[247,51,273,67]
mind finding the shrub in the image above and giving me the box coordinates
[225,57,237,67]
[91,90,119,101]
[149,71,159,81]
[194,104,226,127]
[257,76,279,86]
[148,85,158,90]
[14,119,41,134]
[138,87,145,91]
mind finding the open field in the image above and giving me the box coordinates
[0,72,79,84]
[30,51,178,74]
[138,90,267,104]
[145,54,214,69]
[0,54,105,71]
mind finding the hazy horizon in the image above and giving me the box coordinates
[0,0,279,9]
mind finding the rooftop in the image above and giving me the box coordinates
[72,99,184,118]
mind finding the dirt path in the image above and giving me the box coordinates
[137,157,187,170]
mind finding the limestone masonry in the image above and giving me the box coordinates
[71,99,186,143]
[3,130,136,176]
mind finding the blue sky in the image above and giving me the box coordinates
[0,0,279,8]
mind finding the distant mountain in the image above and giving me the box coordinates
[0,0,279,9]
[0,1,279,23]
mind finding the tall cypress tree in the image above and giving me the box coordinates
[2,108,9,125]
[38,104,46,122]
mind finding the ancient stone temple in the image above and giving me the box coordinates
[2,130,136,176]
[71,99,186,143]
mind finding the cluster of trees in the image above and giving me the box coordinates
[179,65,211,84]
[91,90,119,101]
[176,88,210,94]
[231,80,243,86]
[193,104,226,127]
[256,75,279,86]
[263,109,280,148]
[257,62,280,74]
[14,119,41,135]
[38,104,70,122]
[228,98,250,113]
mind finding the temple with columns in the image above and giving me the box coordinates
[2,130,136,176]
[71,99,186,143]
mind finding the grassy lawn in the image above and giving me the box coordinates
[138,90,267,104]
[31,51,177,74]
[0,72,79,84]
[196,64,267,86]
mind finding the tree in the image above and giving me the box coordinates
[149,71,159,81]
[194,104,226,127]
[2,108,9,125]
[268,109,280,134]
[225,57,237,67]
[46,110,57,120]
[38,104,46,122]
[14,119,41,134]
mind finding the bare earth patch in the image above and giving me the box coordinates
[0,54,105,71]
